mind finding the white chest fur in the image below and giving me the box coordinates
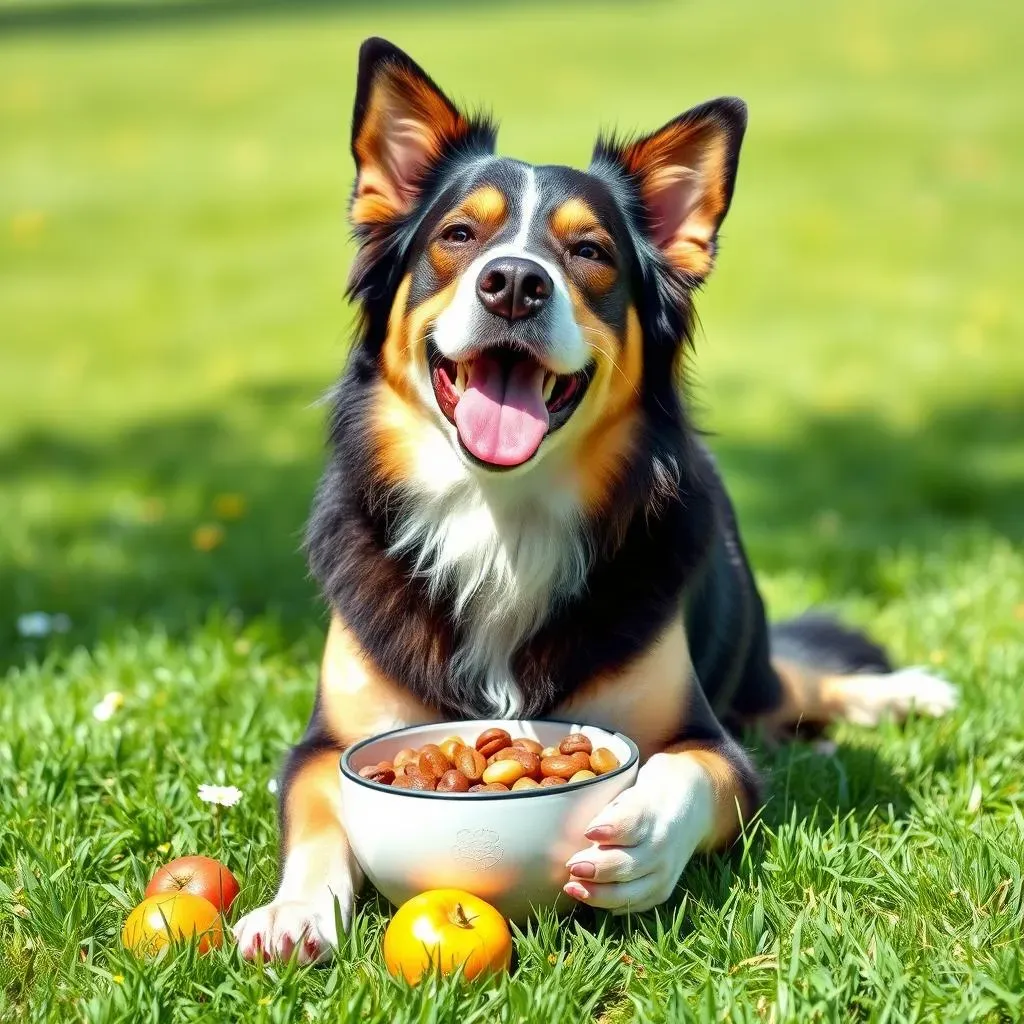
[387,430,590,716]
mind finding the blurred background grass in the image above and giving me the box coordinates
[1,0,1021,658]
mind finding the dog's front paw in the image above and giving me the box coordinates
[563,753,714,913]
[233,894,349,964]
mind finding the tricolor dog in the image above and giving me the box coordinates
[234,38,957,963]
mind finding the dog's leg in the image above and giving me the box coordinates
[234,741,360,964]
[762,659,959,731]
[563,688,759,913]
[752,616,958,733]
[234,614,438,963]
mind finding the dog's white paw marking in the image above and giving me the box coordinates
[233,893,348,964]
[562,753,714,914]
[833,668,959,727]
[234,839,358,965]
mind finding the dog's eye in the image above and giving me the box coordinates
[441,224,475,244]
[573,241,609,263]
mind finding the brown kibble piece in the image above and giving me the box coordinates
[417,747,451,779]
[541,746,559,758]
[472,783,510,793]
[568,769,597,784]
[491,747,521,762]
[454,746,487,782]
[511,777,540,791]
[540,754,579,780]
[512,738,544,755]
[482,759,526,786]
[475,728,512,758]
[393,770,435,791]
[358,763,396,785]
[590,748,620,775]
[393,748,418,770]
[436,769,471,793]
[539,776,567,787]
[468,784,486,792]
[569,751,593,773]
[559,733,593,756]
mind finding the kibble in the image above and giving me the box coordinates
[439,736,465,761]
[453,746,487,782]
[436,769,471,793]
[590,748,619,775]
[417,746,451,779]
[475,728,513,759]
[482,759,526,787]
[559,733,593,756]
[355,730,620,796]
[358,762,396,785]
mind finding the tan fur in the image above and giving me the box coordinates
[429,186,509,280]
[662,743,752,848]
[619,119,731,278]
[759,657,957,732]
[283,748,349,847]
[549,199,618,294]
[556,617,691,761]
[569,304,643,512]
[318,614,440,747]
[351,63,470,224]
[379,274,458,408]
[458,184,508,229]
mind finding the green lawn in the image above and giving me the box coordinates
[2,0,1023,1020]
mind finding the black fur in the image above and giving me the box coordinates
[770,614,893,676]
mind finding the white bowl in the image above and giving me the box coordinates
[339,718,639,920]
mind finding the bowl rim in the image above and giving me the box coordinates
[339,717,640,801]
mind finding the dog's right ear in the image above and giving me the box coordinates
[350,38,491,227]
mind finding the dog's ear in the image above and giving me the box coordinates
[350,38,489,226]
[594,98,746,280]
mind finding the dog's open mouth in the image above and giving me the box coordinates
[428,341,592,468]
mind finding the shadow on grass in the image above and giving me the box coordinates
[2,386,1020,674]
[712,398,1023,597]
[1,379,326,669]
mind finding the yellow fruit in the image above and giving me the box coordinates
[122,893,223,956]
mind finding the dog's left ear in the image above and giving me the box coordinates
[594,98,747,279]
[350,38,492,227]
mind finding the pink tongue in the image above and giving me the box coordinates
[453,356,549,467]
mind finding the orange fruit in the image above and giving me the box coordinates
[122,893,223,956]
[383,889,512,984]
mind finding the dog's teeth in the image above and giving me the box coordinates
[455,364,467,394]
[543,373,556,402]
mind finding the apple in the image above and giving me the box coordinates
[145,855,240,914]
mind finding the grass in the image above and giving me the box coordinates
[1,0,1022,1019]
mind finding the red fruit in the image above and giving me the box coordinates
[145,855,240,914]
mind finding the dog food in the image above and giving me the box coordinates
[356,730,621,794]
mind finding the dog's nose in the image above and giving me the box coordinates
[476,257,553,320]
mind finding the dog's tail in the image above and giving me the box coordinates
[765,613,957,730]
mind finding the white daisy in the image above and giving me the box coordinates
[197,784,243,808]
[92,691,125,721]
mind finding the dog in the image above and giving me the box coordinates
[234,38,957,963]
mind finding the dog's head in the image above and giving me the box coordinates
[346,38,745,517]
